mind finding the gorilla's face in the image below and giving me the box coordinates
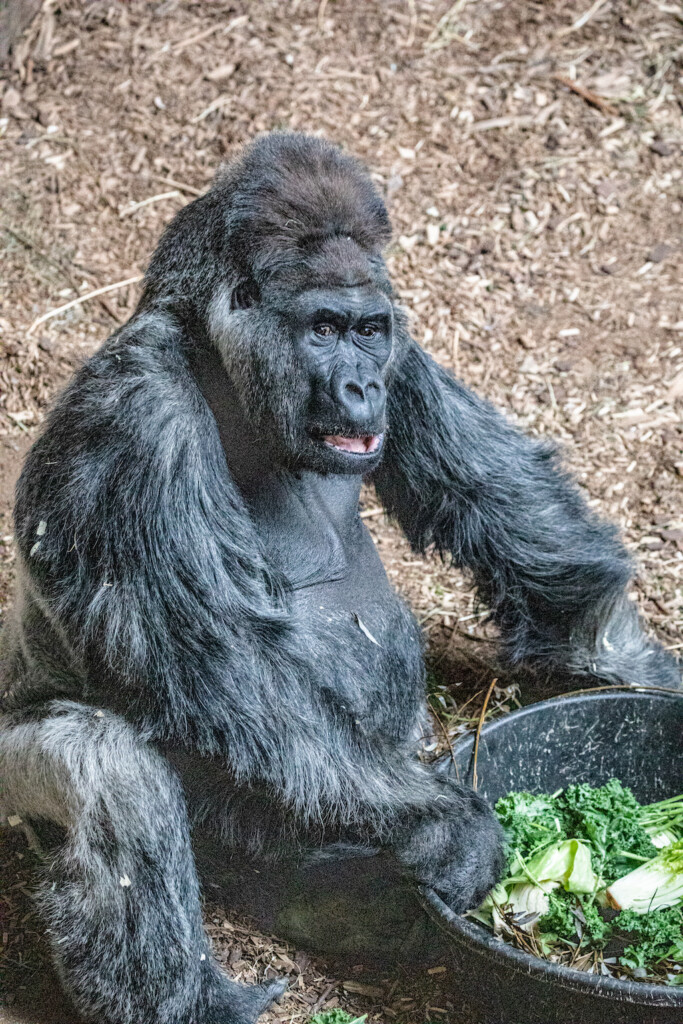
[211,282,393,476]
[288,285,392,474]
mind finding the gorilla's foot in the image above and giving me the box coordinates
[206,977,287,1024]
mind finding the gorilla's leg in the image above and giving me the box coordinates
[0,701,284,1024]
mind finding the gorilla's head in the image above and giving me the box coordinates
[188,133,399,475]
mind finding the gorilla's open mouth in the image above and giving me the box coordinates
[322,434,383,455]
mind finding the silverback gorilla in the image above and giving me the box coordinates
[0,133,680,1024]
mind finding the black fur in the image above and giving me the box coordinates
[0,132,679,1024]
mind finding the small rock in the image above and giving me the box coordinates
[517,333,536,350]
[398,234,418,251]
[647,243,674,264]
[38,337,56,353]
[1,88,21,111]
[650,139,674,157]
[595,180,618,201]
[658,528,683,551]
[37,103,54,127]
[520,354,540,374]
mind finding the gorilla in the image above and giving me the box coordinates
[0,133,679,1024]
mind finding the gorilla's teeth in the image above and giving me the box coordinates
[323,434,381,454]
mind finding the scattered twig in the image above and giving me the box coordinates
[469,115,534,132]
[1,220,67,279]
[171,23,224,53]
[432,705,459,779]
[404,0,417,48]
[154,176,205,198]
[4,411,30,434]
[425,0,470,50]
[553,74,618,117]
[558,0,610,36]
[27,276,143,335]
[359,507,385,519]
[192,95,231,123]
[554,683,683,700]
[120,191,182,219]
[452,326,460,377]
[168,15,248,55]
[317,0,329,32]
[472,677,497,791]
[309,980,337,1014]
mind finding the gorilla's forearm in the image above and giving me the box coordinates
[374,336,680,687]
[179,750,504,897]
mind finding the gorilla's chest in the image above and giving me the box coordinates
[248,474,426,740]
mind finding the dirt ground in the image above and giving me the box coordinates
[0,1,682,1022]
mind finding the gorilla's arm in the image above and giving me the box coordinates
[373,335,680,688]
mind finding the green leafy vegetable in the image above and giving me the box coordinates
[561,779,658,883]
[614,906,683,971]
[309,1011,367,1024]
[495,790,565,856]
[473,779,683,983]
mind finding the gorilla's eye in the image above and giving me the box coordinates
[231,280,260,311]
[357,324,379,338]
[313,323,336,338]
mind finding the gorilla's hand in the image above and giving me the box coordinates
[596,635,681,690]
[569,597,683,690]
[392,781,505,913]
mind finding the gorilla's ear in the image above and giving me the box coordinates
[230,279,260,311]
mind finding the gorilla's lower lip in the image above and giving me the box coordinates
[322,433,383,455]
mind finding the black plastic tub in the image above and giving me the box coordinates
[421,689,683,1024]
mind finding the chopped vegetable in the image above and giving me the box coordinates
[605,841,683,913]
[508,838,597,894]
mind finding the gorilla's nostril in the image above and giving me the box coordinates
[367,381,381,394]
[344,382,365,401]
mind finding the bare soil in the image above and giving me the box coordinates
[1,1,682,1022]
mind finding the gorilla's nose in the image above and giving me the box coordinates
[333,370,385,427]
